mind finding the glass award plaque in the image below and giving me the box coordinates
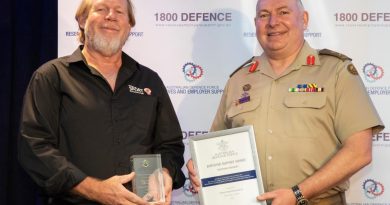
[131,154,165,203]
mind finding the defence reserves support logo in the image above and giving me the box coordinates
[363,63,384,83]
[183,178,197,197]
[363,179,385,199]
[182,62,204,82]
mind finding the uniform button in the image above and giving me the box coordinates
[268,156,272,160]
[269,183,274,187]
[268,129,273,134]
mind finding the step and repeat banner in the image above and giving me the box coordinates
[59,0,389,204]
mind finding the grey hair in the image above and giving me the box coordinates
[297,0,304,10]
[256,0,305,12]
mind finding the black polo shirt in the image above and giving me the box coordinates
[18,47,185,203]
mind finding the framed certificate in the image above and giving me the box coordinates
[189,125,266,205]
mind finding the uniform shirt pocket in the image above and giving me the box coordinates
[284,92,326,109]
[226,96,261,127]
[282,92,328,139]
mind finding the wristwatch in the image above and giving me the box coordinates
[292,185,309,205]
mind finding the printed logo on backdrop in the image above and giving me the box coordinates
[65,31,144,38]
[243,31,256,38]
[129,31,144,37]
[183,62,204,82]
[183,178,198,197]
[372,132,390,148]
[304,29,322,39]
[334,12,390,28]
[363,63,384,83]
[166,63,223,95]
[154,11,234,28]
[65,31,78,37]
[182,131,208,140]
[363,179,385,199]
[182,131,208,146]
[363,63,390,95]
[243,30,323,39]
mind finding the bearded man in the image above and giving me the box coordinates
[18,0,185,204]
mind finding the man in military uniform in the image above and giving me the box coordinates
[187,0,384,204]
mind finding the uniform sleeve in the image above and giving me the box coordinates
[334,61,384,142]
[210,80,230,132]
[152,76,185,189]
[18,65,86,194]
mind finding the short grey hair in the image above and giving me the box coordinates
[256,0,305,12]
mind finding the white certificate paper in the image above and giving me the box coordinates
[189,125,265,205]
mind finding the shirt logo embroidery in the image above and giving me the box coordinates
[144,88,152,95]
[128,85,144,95]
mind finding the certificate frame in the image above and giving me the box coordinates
[189,125,266,205]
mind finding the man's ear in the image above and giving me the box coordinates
[78,15,87,30]
[303,11,309,29]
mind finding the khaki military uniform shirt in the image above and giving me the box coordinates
[210,42,384,200]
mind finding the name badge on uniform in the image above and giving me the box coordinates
[235,84,252,105]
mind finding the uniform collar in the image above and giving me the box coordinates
[257,41,320,79]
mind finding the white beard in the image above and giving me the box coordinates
[85,27,126,56]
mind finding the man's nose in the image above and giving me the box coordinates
[105,9,118,21]
[268,15,279,26]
